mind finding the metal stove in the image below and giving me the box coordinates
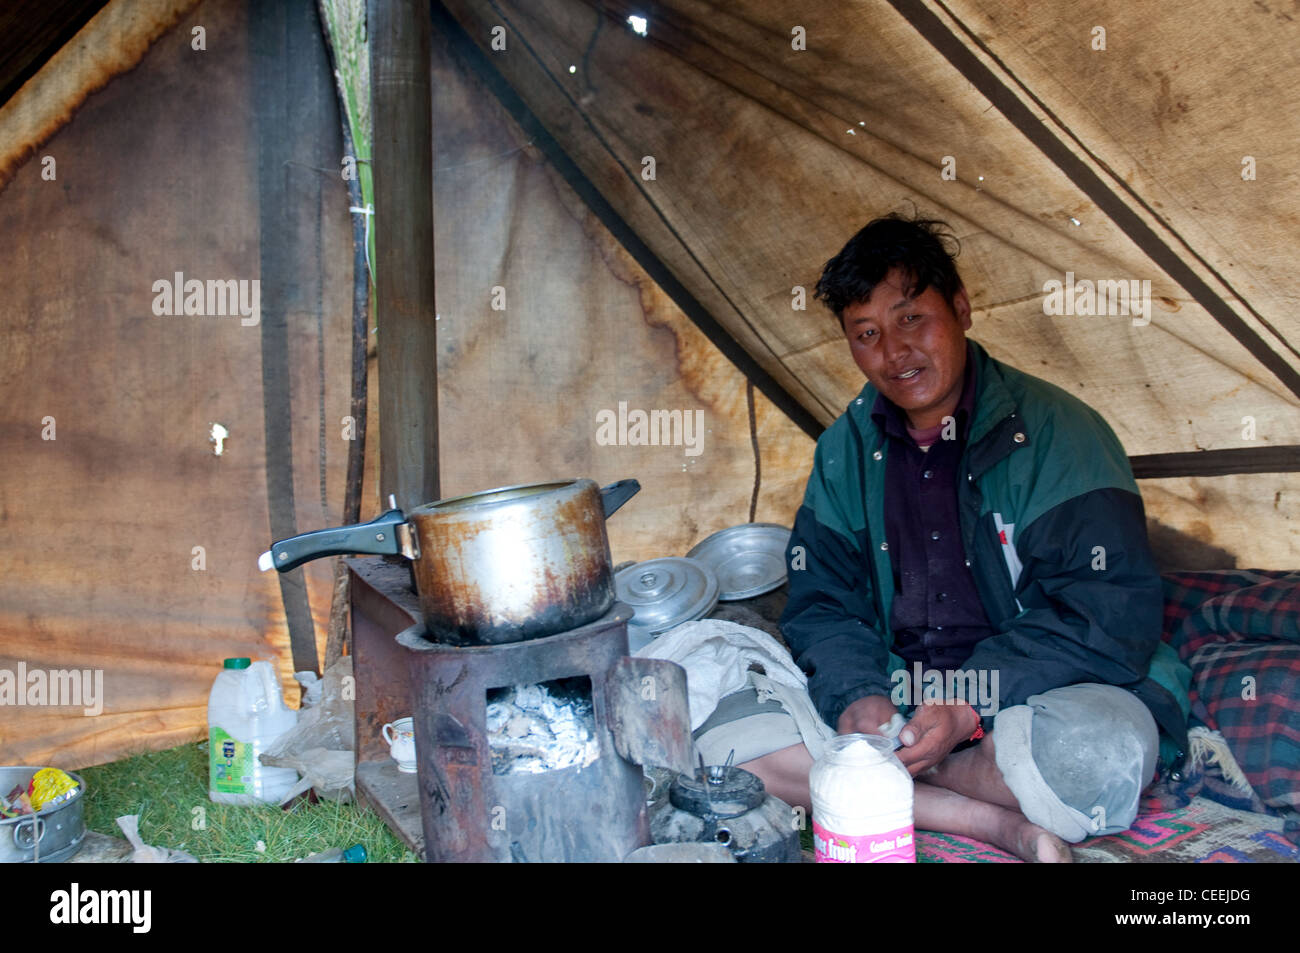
[348,557,693,863]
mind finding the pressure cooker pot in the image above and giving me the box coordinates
[260,479,639,645]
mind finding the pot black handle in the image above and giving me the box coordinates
[600,479,641,518]
[258,507,407,573]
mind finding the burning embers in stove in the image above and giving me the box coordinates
[485,676,599,775]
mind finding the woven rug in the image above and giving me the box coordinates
[916,794,1297,863]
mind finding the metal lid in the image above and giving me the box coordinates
[412,479,581,515]
[615,557,719,637]
[685,523,791,601]
[668,766,766,819]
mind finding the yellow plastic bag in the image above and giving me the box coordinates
[29,768,78,810]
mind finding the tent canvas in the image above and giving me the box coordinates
[0,0,1294,777]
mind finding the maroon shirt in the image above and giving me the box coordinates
[871,342,994,674]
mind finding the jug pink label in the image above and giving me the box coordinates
[812,819,916,863]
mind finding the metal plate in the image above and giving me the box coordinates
[615,558,720,639]
[686,524,791,600]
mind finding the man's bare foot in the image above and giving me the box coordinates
[915,782,1073,863]
[1005,815,1073,864]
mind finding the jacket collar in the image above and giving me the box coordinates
[846,338,1028,479]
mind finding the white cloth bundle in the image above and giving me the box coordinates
[633,618,836,759]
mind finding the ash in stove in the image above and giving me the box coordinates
[486,676,600,776]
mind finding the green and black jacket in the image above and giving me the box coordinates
[780,340,1191,764]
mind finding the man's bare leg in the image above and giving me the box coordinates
[738,742,815,812]
[912,782,1071,862]
[920,735,1020,809]
[740,741,1072,863]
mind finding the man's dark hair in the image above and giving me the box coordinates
[814,213,963,321]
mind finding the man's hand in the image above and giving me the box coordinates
[894,703,978,776]
[836,694,901,737]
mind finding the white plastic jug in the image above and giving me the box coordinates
[208,658,299,805]
[809,733,916,863]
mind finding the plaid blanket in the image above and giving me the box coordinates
[1158,570,1300,843]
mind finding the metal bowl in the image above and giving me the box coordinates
[686,524,791,601]
[0,766,87,863]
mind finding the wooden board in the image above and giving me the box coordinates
[356,759,424,859]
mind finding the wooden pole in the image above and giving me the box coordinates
[325,114,371,669]
[369,0,440,512]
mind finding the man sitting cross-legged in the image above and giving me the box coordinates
[694,214,1190,862]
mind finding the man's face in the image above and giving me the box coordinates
[841,267,972,430]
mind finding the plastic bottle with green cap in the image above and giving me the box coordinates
[208,657,299,805]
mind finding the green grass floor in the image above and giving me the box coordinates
[79,741,417,862]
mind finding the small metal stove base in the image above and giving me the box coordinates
[400,606,652,863]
